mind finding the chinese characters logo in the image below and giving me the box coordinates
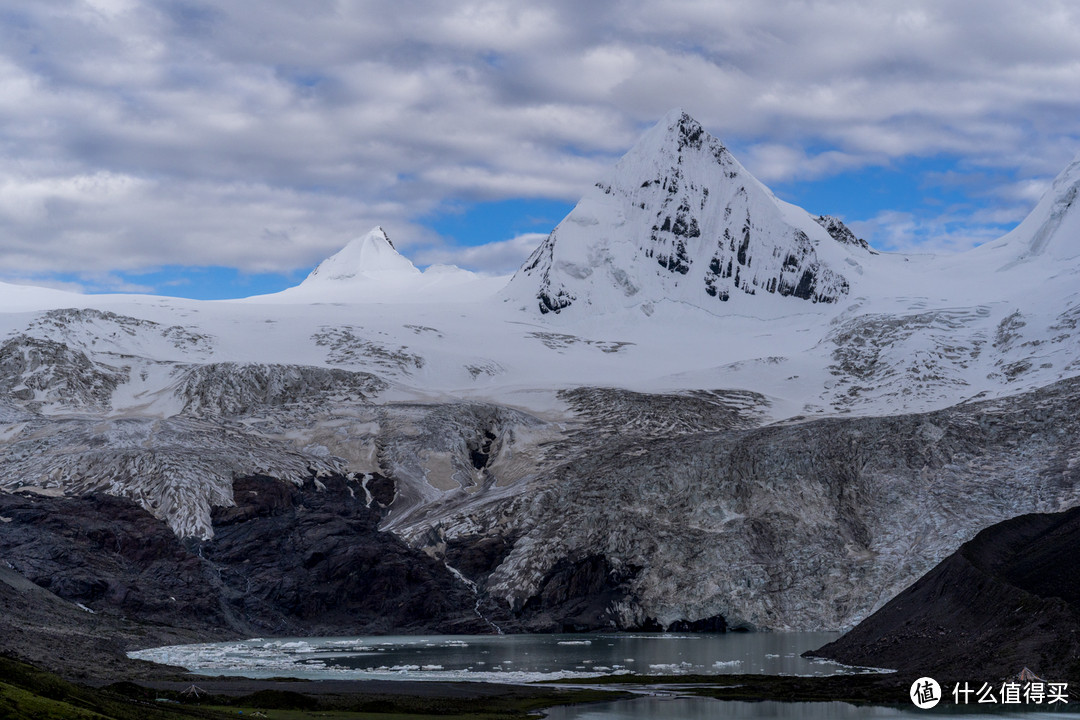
[910,677,941,709]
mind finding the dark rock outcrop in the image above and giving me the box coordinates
[810,506,1080,685]
[202,473,485,635]
[0,562,207,682]
[517,554,636,632]
[0,473,488,640]
[814,215,874,252]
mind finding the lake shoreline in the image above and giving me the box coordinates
[1,623,915,719]
[2,566,914,717]
[3,653,914,720]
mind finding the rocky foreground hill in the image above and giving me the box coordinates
[812,505,1080,685]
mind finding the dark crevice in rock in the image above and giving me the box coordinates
[466,429,498,470]
[633,615,728,633]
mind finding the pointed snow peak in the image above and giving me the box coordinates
[657,108,708,149]
[505,111,851,315]
[644,108,704,143]
[303,226,420,284]
[614,109,731,179]
[648,107,702,144]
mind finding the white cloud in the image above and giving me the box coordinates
[0,0,1078,278]
[851,210,1007,255]
[412,233,546,274]
[740,144,872,183]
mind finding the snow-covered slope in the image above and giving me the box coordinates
[0,280,92,312]
[971,151,1080,270]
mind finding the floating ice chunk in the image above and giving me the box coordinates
[648,661,694,673]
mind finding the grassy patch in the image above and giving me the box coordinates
[198,687,623,719]
[0,656,222,720]
[0,654,625,720]
[0,680,112,720]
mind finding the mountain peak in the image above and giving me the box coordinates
[303,226,420,284]
[977,149,1080,268]
[504,112,851,315]
[651,108,707,148]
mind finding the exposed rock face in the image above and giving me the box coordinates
[517,554,637,632]
[0,335,127,412]
[173,362,387,416]
[0,371,549,541]
[814,215,873,252]
[0,415,342,539]
[0,491,220,625]
[27,307,213,356]
[558,387,765,436]
[0,562,210,682]
[5,372,1076,640]
[0,473,488,638]
[407,377,1080,632]
[504,110,855,314]
[203,473,486,635]
[811,506,1080,684]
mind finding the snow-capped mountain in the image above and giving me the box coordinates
[249,225,510,304]
[305,226,422,283]
[503,109,861,315]
[2,111,1080,637]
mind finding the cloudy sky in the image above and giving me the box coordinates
[2,0,1079,298]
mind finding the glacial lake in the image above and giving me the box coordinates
[130,631,861,683]
[131,633,1080,719]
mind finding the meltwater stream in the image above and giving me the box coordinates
[129,632,864,683]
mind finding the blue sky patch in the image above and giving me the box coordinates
[423,198,575,248]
